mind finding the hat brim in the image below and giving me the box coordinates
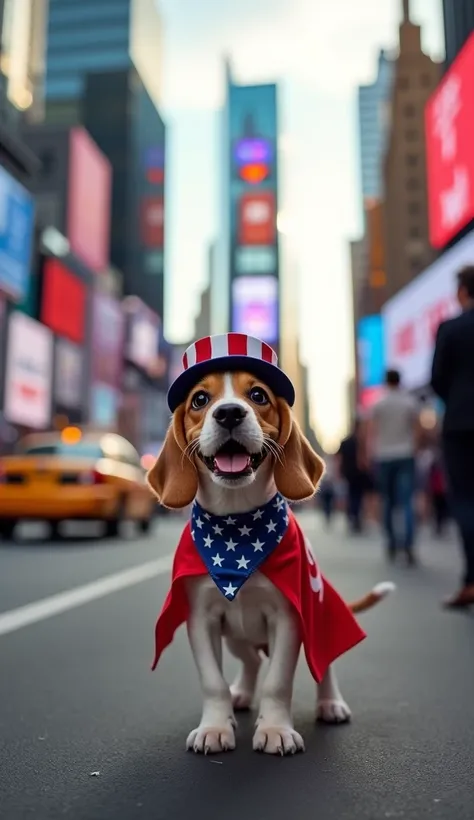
[167,355,295,412]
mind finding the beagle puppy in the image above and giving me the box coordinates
[148,335,394,756]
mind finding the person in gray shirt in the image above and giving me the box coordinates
[366,369,421,564]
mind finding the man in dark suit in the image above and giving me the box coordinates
[431,265,474,608]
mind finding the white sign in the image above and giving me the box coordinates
[4,312,53,428]
[382,231,474,390]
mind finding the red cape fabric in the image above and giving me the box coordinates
[152,512,366,683]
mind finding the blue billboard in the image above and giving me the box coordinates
[0,167,35,303]
[357,315,385,389]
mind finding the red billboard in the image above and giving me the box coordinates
[238,192,276,246]
[67,127,112,272]
[426,32,474,248]
[141,196,164,248]
[41,259,86,344]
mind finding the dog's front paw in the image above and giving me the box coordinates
[316,698,352,724]
[252,724,305,755]
[186,722,236,754]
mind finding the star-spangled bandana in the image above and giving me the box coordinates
[190,493,289,600]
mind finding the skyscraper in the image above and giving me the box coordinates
[382,0,440,299]
[442,0,474,69]
[45,0,163,123]
[357,49,394,203]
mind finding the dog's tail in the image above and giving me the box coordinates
[348,581,396,614]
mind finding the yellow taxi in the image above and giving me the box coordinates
[0,428,156,540]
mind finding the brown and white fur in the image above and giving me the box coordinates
[148,372,394,756]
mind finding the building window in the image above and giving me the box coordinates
[404,103,416,117]
[406,129,418,142]
[408,202,420,215]
[410,256,422,273]
[421,74,432,88]
[40,150,56,177]
[407,178,419,191]
[406,154,418,167]
[399,77,409,90]
[409,225,421,239]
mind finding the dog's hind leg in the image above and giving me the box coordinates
[186,614,236,754]
[226,638,262,711]
[316,664,351,724]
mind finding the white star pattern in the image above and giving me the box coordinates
[190,493,289,600]
[239,525,252,537]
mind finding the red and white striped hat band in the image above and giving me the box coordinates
[183,334,278,371]
[167,333,295,412]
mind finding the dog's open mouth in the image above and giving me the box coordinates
[200,440,266,479]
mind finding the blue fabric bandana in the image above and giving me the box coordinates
[190,493,289,600]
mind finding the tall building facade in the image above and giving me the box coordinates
[45,0,162,124]
[215,69,281,350]
[358,49,394,204]
[442,0,474,69]
[382,0,441,300]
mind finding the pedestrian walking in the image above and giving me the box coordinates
[366,369,420,564]
[318,453,337,527]
[431,265,474,608]
[336,420,370,534]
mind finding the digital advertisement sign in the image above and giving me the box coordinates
[67,127,112,273]
[426,32,474,248]
[90,291,124,389]
[357,315,385,390]
[124,298,159,371]
[0,166,35,303]
[4,312,53,429]
[140,196,164,248]
[41,259,86,344]
[232,276,278,343]
[54,339,83,410]
[238,193,276,246]
[382,230,473,390]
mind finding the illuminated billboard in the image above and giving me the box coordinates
[238,193,276,246]
[67,128,112,273]
[426,32,474,248]
[232,276,278,343]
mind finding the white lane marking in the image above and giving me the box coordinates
[0,554,173,638]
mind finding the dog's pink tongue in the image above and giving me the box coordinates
[214,454,250,473]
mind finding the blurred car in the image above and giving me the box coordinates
[0,428,156,540]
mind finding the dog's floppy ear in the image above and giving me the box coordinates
[147,403,198,509]
[274,399,325,502]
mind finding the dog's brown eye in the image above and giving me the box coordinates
[249,387,269,406]
[191,390,210,410]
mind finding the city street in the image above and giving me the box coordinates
[1,511,473,820]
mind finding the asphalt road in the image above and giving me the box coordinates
[1,512,473,820]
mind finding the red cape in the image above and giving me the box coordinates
[152,512,366,683]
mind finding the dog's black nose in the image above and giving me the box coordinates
[213,403,247,430]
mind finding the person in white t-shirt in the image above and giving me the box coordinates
[366,369,421,564]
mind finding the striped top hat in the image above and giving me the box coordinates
[167,333,295,412]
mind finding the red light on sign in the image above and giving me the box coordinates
[239,163,269,184]
[238,193,276,246]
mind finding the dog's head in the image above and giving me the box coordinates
[147,371,325,509]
